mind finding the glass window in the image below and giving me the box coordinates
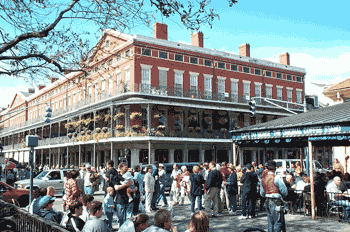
[277,88,282,100]
[125,49,130,58]
[142,48,151,56]
[101,79,105,92]
[266,86,272,99]
[109,75,113,94]
[255,84,261,104]
[158,110,166,126]
[265,71,272,77]
[190,57,198,64]
[174,111,183,130]
[218,62,225,69]
[297,91,302,103]
[142,108,148,127]
[190,74,198,97]
[101,63,105,70]
[287,75,292,81]
[231,64,238,71]
[276,73,282,79]
[108,59,113,66]
[296,76,302,82]
[255,69,261,75]
[287,89,292,102]
[116,54,121,61]
[174,72,183,97]
[218,78,225,100]
[141,68,151,92]
[125,68,130,90]
[231,80,238,102]
[116,72,121,93]
[159,51,168,59]
[204,76,212,99]
[243,83,250,100]
[105,40,109,48]
[204,60,212,67]
[175,54,183,62]
[243,67,250,73]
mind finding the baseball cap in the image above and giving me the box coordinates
[85,164,91,168]
[159,164,164,167]
[38,195,56,208]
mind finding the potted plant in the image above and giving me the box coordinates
[104,114,111,122]
[94,115,101,121]
[130,112,142,119]
[116,125,124,131]
[95,128,101,133]
[114,112,125,120]
[154,114,161,118]
[102,127,108,133]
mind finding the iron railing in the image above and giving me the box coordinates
[0,199,69,232]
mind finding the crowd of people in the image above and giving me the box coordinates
[18,158,350,231]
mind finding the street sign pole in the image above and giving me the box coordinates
[29,146,34,204]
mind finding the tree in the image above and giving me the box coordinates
[0,0,238,82]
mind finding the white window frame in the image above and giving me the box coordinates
[101,78,106,92]
[189,72,199,97]
[73,92,76,105]
[174,69,184,97]
[287,87,293,102]
[276,85,283,100]
[265,84,273,99]
[296,89,302,104]
[109,75,113,94]
[116,71,121,93]
[124,66,130,91]
[243,80,251,101]
[255,82,262,104]
[204,74,213,99]
[94,82,99,101]
[231,78,239,102]
[141,64,152,93]
[218,76,226,100]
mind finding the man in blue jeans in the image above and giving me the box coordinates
[84,164,94,196]
[113,162,134,227]
[151,161,160,210]
[156,164,168,207]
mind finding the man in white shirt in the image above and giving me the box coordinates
[326,176,350,223]
[170,164,181,205]
[84,164,94,196]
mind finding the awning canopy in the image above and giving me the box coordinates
[231,102,350,146]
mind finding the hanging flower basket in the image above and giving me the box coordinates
[116,125,124,131]
[84,118,92,125]
[220,128,228,133]
[87,130,92,135]
[68,133,73,138]
[104,114,111,122]
[102,127,108,133]
[94,115,101,121]
[154,114,161,119]
[80,131,85,135]
[132,125,141,131]
[157,125,166,130]
[95,128,101,133]
[114,113,125,120]
[130,112,142,119]
[155,131,165,137]
[195,127,201,132]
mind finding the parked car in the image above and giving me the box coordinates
[0,181,30,207]
[274,159,328,177]
[14,169,75,195]
[140,162,199,192]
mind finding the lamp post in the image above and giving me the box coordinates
[0,143,3,182]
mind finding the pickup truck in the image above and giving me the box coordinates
[14,169,76,195]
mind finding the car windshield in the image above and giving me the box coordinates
[35,171,49,179]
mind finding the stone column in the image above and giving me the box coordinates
[41,149,44,166]
[169,149,175,163]
[148,141,151,165]
[93,143,96,168]
[110,106,114,136]
[58,121,60,137]
[147,104,151,131]
[58,148,61,168]
[229,143,233,164]
[111,142,115,167]
[66,146,69,168]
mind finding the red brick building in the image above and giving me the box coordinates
[0,22,306,167]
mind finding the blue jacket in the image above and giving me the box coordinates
[226,172,238,195]
[82,217,112,232]
[205,169,222,190]
[40,208,62,224]
[190,173,204,196]
[240,171,259,193]
[103,194,115,214]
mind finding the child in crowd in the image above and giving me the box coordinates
[103,187,115,228]
[121,169,137,203]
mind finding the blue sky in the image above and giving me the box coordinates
[1,0,349,107]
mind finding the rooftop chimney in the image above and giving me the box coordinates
[28,88,35,94]
[38,84,46,91]
[239,43,250,57]
[279,52,290,65]
[153,22,168,40]
[191,31,204,48]
[51,77,59,83]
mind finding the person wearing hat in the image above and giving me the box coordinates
[156,163,168,207]
[260,160,288,232]
[39,196,63,224]
[238,164,259,219]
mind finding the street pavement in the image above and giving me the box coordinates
[52,191,350,232]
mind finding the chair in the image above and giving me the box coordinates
[326,192,344,219]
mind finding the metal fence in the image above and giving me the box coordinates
[0,199,69,232]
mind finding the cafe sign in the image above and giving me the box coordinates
[232,125,350,141]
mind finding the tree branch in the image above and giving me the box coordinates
[0,0,80,55]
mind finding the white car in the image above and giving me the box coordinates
[274,159,327,177]
[14,169,74,195]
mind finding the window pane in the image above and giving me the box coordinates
[265,71,272,77]
[218,62,225,69]
[159,51,168,59]
[255,69,261,75]
[204,60,212,67]
[190,57,198,64]
[243,67,250,73]
[142,48,151,56]
[287,75,292,81]
[231,65,238,71]
[175,54,183,62]
[277,73,282,79]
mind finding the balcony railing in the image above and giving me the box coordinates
[0,84,304,135]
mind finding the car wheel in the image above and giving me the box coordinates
[17,196,29,208]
